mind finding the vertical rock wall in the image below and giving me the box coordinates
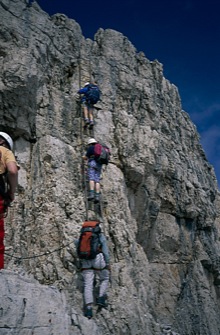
[0,0,220,334]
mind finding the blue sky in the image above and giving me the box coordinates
[36,0,220,187]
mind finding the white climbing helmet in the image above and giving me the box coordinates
[88,138,97,145]
[84,82,90,86]
[0,132,13,150]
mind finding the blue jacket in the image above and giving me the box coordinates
[78,86,89,95]
[78,84,100,104]
[86,145,95,159]
[78,86,89,103]
[78,84,99,96]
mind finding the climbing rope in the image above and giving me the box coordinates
[4,203,75,261]
[97,195,106,235]
[78,55,90,221]
[5,240,74,261]
[78,54,107,233]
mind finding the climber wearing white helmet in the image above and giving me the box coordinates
[0,132,13,150]
[0,132,18,269]
[82,138,102,203]
[77,82,101,129]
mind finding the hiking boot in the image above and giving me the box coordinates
[84,118,90,125]
[97,295,107,308]
[89,120,94,128]
[84,306,93,319]
[88,191,94,201]
[94,193,100,204]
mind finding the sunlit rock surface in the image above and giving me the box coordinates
[0,1,220,334]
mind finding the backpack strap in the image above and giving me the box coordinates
[81,227,94,233]
[0,173,8,198]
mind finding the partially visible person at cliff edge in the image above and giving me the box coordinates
[0,132,19,269]
[77,82,101,128]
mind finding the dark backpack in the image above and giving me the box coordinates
[94,143,111,165]
[85,84,101,104]
[0,172,11,215]
[0,173,8,197]
[0,150,9,199]
[77,221,101,260]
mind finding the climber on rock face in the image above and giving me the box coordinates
[76,221,110,319]
[0,132,19,269]
[82,138,102,203]
[77,82,101,129]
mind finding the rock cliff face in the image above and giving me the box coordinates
[1,0,220,334]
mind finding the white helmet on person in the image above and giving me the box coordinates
[88,138,97,145]
[0,132,13,150]
[84,82,90,86]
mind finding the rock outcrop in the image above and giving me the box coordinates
[0,0,220,334]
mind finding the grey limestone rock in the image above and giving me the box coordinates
[0,0,220,334]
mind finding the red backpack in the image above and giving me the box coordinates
[77,221,101,260]
[94,143,111,165]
